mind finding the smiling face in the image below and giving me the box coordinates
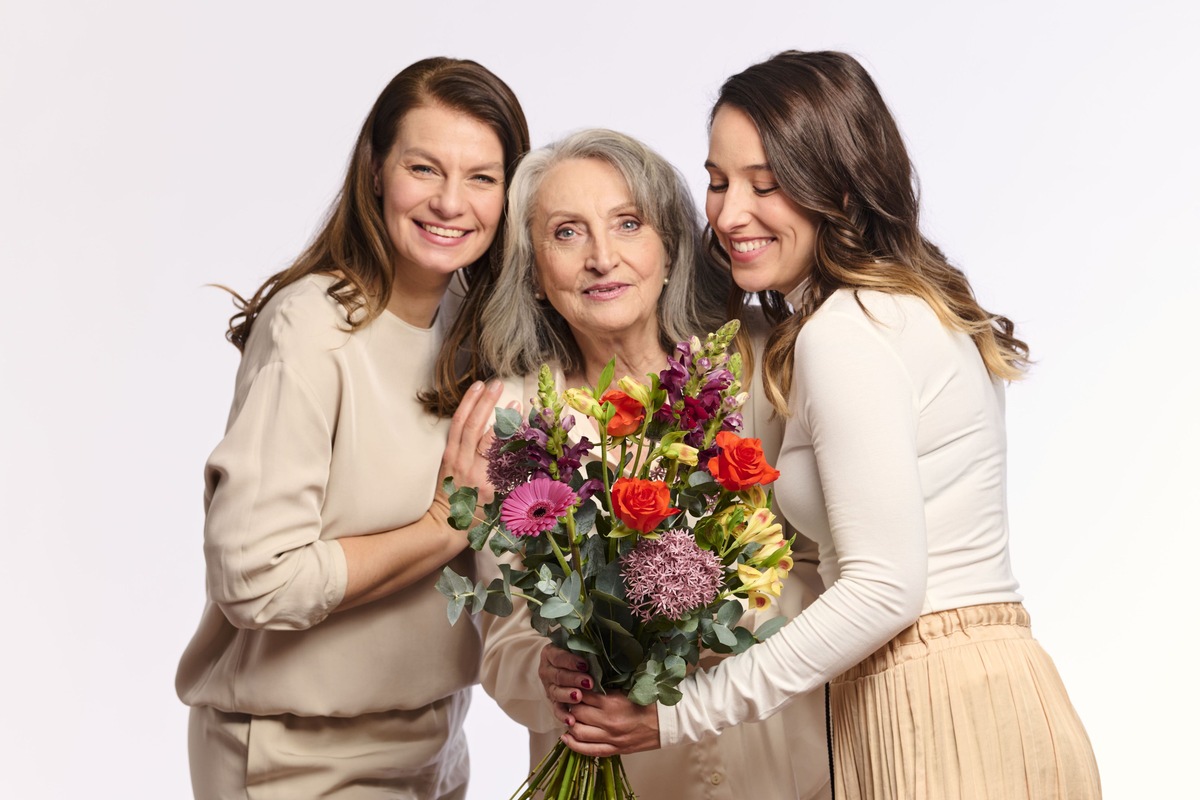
[374,103,506,287]
[705,105,820,296]
[532,157,668,348]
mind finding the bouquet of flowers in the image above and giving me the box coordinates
[437,320,794,799]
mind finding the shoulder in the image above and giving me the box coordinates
[801,289,942,348]
[242,275,353,366]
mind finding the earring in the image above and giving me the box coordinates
[662,276,670,286]
[533,289,545,300]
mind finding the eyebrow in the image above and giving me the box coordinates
[402,147,504,173]
[704,159,772,172]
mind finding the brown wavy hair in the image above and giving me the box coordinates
[713,51,1030,415]
[222,57,530,416]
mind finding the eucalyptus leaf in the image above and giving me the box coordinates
[482,592,511,618]
[711,622,739,647]
[753,616,789,641]
[716,598,743,628]
[447,487,478,530]
[656,683,684,706]
[467,522,490,551]
[539,598,574,619]
[731,625,756,653]
[469,579,487,615]
[446,595,467,625]
[627,675,659,706]
[566,635,601,656]
[494,406,523,438]
[595,560,625,599]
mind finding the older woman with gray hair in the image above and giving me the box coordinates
[478,128,831,800]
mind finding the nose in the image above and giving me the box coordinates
[585,231,619,274]
[429,180,465,218]
[712,184,751,234]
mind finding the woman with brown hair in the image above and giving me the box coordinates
[175,57,528,799]
[542,51,1102,799]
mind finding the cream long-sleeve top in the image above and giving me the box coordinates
[659,288,1022,746]
[479,315,831,800]
[176,274,479,717]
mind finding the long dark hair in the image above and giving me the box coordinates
[223,57,530,416]
[714,51,1029,414]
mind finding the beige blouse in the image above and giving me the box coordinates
[176,274,480,717]
[479,315,831,800]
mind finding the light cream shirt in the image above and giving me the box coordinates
[659,289,1022,746]
[176,274,480,717]
[480,316,831,800]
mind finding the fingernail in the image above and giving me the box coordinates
[470,381,484,393]
[577,661,588,671]
[581,678,593,690]
[487,379,502,392]
[570,690,580,702]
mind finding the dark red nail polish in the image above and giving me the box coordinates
[571,690,580,702]
[581,677,593,690]
[577,661,588,671]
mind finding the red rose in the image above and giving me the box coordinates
[611,477,680,533]
[600,389,645,437]
[706,431,781,491]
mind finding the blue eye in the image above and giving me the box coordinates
[410,164,435,175]
[620,219,641,231]
[555,227,577,240]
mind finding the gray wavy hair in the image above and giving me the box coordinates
[481,128,727,378]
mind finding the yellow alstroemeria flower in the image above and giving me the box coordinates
[737,563,783,598]
[616,376,653,409]
[661,442,699,466]
[733,508,784,549]
[562,388,603,418]
[740,485,768,508]
[747,591,772,610]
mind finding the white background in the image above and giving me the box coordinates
[2,1,1197,796]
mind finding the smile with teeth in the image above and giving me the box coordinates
[419,222,467,238]
[731,238,773,253]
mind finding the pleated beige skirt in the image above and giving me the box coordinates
[830,603,1101,799]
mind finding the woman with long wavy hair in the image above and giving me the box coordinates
[175,57,529,799]
[542,51,1101,799]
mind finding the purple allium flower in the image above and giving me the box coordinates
[500,478,578,537]
[621,530,723,623]
[485,433,533,494]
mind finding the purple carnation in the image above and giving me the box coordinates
[621,530,723,623]
[500,478,578,537]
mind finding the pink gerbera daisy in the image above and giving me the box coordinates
[500,478,578,537]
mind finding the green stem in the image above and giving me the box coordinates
[546,532,573,578]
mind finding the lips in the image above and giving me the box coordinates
[582,282,629,299]
[417,221,469,240]
[729,237,773,254]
